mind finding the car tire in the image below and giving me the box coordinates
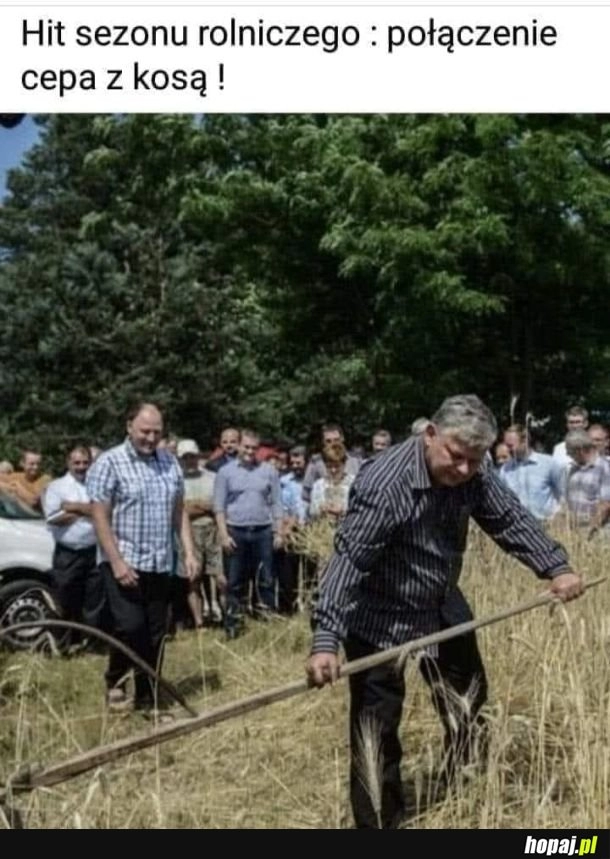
[0,578,61,652]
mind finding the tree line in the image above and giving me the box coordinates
[1,113,610,461]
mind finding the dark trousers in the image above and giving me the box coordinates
[101,563,172,709]
[51,544,106,644]
[302,557,318,601]
[168,576,191,630]
[345,627,488,829]
[276,550,300,615]
[225,525,275,630]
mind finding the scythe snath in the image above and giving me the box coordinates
[0,577,604,804]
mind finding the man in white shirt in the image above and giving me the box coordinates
[43,445,106,647]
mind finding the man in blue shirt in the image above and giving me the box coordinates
[499,424,564,522]
[214,429,283,637]
[87,402,198,714]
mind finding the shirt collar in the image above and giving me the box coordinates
[411,436,433,490]
[124,437,158,461]
[574,454,599,471]
[236,457,258,470]
[506,451,538,468]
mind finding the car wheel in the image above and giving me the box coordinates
[0,579,60,652]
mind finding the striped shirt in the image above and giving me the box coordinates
[311,435,571,655]
[86,439,184,573]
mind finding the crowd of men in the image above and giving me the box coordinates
[0,405,393,714]
[0,396,593,827]
[0,405,602,661]
[492,406,610,535]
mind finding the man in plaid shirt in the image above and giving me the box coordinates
[87,402,198,713]
[564,428,610,536]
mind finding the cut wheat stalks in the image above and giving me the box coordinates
[0,619,198,718]
[2,576,605,799]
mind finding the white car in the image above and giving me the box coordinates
[0,489,58,650]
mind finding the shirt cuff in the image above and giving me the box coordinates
[46,510,65,523]
[311,629,341,655]
[545,564,572,579]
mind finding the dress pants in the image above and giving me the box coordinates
[101,563,172,709]
[345,626,488,828]
[51,543,106,645]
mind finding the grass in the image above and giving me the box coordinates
[0,527,608,829]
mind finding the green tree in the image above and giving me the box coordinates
[0,115,273,455]
[187,114,610,436]
[3,113,610,460]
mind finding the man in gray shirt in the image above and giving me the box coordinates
[306,395,584,829]
[214,429,283,637]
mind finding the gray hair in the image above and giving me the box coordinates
[431,395,497,450]
[410,417,431,436]
[565,428,595,453]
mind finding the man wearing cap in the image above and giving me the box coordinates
[177,438,225,626]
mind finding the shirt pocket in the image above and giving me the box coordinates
[116,473,146,503]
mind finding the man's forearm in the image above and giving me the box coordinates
[310,547,366,654]
[179,506,196,557]
[475,474,571,577]
[186,502,209,519]
[63,501,94,517]
[48,513,79,526]
[91,502,123,567]
[11,483,40,508]
[215,511,230,541]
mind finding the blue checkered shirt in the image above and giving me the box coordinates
[86,439,184,572]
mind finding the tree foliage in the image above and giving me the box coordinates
[2,113,610,457]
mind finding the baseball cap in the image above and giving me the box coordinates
[177,439,200,457]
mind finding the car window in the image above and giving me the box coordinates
[0,490,42,520]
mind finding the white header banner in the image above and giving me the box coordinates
[0,4,608,111]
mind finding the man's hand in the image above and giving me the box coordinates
[220,534,237,553]
[273,533,283,551]
[306,652,341,688]
[548,570,584,602]
[184,553,200,582]
[112,559,139,588]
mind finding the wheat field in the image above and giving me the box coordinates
[0,527,608,829]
